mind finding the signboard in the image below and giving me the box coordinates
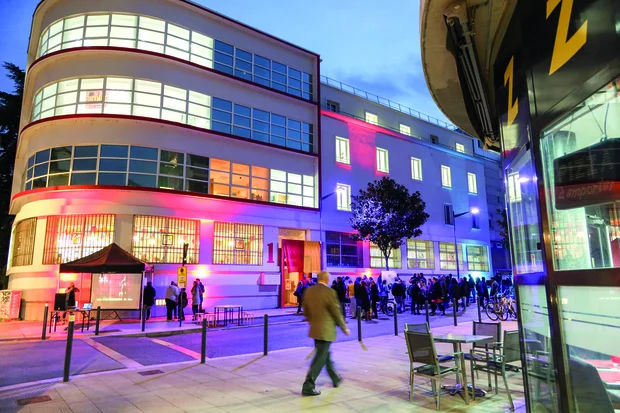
[177,266,187,288]
[0,290,21,320]
[259,272,281,286]
[554,139,620,209]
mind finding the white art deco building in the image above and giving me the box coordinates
[7,0,507,319]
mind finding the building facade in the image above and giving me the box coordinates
[7,0,505,320]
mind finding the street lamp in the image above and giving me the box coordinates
[452,207,479,279]
[319,186,347,269]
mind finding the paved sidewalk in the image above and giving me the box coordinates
[0,308,304,342]
[0,320,524,412]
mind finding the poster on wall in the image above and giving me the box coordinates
[0,290,21,319]
[90,273,142,310]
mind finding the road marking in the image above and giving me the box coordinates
[149,338,204,360]
[231,355,265,372]
[81,337,142,368]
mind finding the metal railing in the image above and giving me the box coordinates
[320,75,501,162]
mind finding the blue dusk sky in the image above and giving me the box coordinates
[0,0,449,123]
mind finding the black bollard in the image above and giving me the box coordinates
[453,298,458,326]
[477,297,482,323]
[357,306,362,342]
[263,314,269,356]
[200,318,207,363]
[63,312,75,382]
[141,304,147,332]
[425,300,430,327]
[95,306,101,336]
[178,301,182,327]
[394,305,398,336]
[42,303,49,341]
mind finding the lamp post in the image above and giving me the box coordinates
[452,207,479,279]
[319,186,346,269]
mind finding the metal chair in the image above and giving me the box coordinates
[472,321,502,350]
[404,331,463,410]
[469,329,520,411]
[405,324,453,362]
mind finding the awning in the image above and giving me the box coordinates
[59,243,153,274]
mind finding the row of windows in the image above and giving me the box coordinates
[11,216,489,272]
[31,77,314,153]
[23,144,316,208]
[335,136,478,193]
[363,110,467,153]
[13,215,263,266]
[36,13,313,101]
[328,232,490,271]
[213,40,313,100]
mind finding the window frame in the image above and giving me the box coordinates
[10,218,37,267]
[376,147,389,173]
[336,183,351,211]
[370,243,402,269]
[406,239,435,269]
[325,231,362,268]
[213,222,264,265]
[444,203,454,226]
[335,136,350,164]
[466,244,489,271]
[441,165,452,188]
[365,111,379,125]
[411,157,422,181]
[438,241,465,271]
[455,143,465,153]
[131,215,200,264]
[467,172,478,194]
[399,123,411,136]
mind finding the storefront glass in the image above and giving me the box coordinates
[518,285,558,412]
[541,77,620,271]
[558,286,620,411]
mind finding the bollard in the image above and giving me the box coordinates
[425,300,430,327]
[394,305,398,336]
[357,306,362,342]
[178,301,182,327]
[453,298,458,326]
[95,306,101,336]
[200,318,207,363]
[477,297,482,323]
[63,312,75,382]
[42,303,49,340]
[141,304,147,332]
[263,314,269,356]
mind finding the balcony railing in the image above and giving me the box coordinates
[320,75,500,162]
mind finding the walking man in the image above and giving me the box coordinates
[301,271,350,396]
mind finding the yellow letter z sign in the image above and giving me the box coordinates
[504,56,518,126]
[546,0,588,75]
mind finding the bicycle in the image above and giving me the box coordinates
[379,296,394,316]
[485,293,518,321]
[485,296,503,321]
[501,294,518,321]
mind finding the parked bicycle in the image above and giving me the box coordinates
[379,296,395,316]
[485,293,518,321]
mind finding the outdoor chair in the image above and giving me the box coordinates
[472,321,502,350]
[469,329,520,411]
[404,324,453,362]
[404,331,463,410]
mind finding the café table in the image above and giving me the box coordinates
[214,305,243,326]
[433,333,494,404]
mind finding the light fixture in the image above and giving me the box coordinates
[470,207,480,214]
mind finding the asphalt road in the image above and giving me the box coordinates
[0,306,490,387]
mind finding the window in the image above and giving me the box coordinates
[376,148,389,173]
[365,111,378,125]
[472,214,480,229]
[456,143,465,153]
[507,172,522,202]
[439,242,464,270]
[30,76,314,153]
[326,100,340,112]
[43,214,115,264]
[441,165,451,188]
[431,134,438,144]
[466,245,489,271]
[22,144,315,208]
[132,216,199,263]
[335,136,350,164]
[406,239,434,269]
[10,218,37,267]
[467,172,477,194]
[325,231,362,268]
[370,243,402,269]
[336,184,351,211]
[444,204,454,225]
[399,124,411,136]
[36,13,312,101]
[411,157,422,181]
[213,222,263,265]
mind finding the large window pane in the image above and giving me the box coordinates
[10,218,37,267]
[213,222,263,265]
[541,76,620,271]
[325,231,362,268]
[370,243,401,269]
[132,215,199,263]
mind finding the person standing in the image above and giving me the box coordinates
[143,281,156,320]
[196,278,205,312]
[391,279,405,313]
[301,271,350,396]
[468,275,476,304]
[347,279,356,318]
[178,287,188,321]
[191,280,202,321]
[459,277,469,312]
[369,280,379,319]
[165,281,179,321]
[295,277,306,314]
[63,282,80,324]
[335,277,347,319]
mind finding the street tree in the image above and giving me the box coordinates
[349,177,429,270]
[496,208,510,250]
[0,62,25,289]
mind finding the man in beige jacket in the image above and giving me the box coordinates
[301,271,350,396]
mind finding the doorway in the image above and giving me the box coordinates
[279,233,321,307]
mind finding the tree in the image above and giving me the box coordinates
[497,208,510,250]
[349,177,429,270]
[0,62,25,289]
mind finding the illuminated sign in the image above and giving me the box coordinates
[85,90,103,109]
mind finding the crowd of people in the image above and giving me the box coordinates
[293,272,511,319]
